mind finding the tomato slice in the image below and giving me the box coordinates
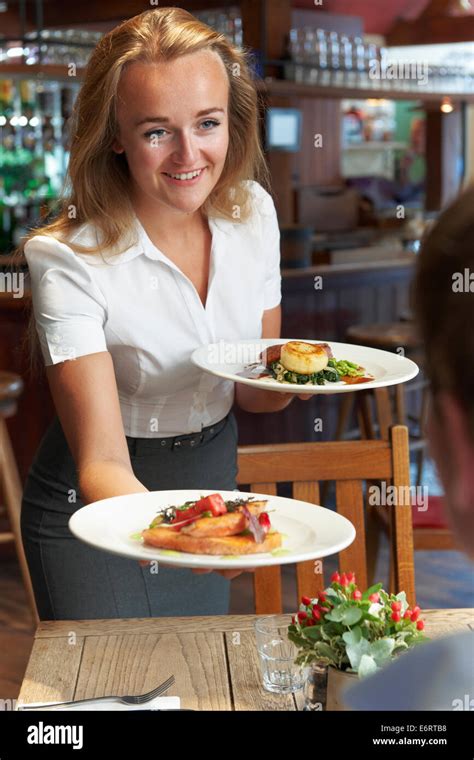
[195,493,227,516]
[171,505,200,522]
[169,514,202,531]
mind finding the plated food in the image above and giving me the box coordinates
[68,489,356,569]
[192,338,418,396]
[258,341,374,386]
[142,493,282,555]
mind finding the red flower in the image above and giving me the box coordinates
[369,593,380,603]
[391,601,402,612]
[297,611,308,622]
[301,595,312,606]
[353,589,362,600]
[391,611,401,622]
[318,592,327,602]
[416,620,424,631]
[331,571,341,583]
[346,572,356,583]
[312,608,321,621]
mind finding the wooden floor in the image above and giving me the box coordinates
[0,559,35,703]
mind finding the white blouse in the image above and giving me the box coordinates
[24,180,282,438]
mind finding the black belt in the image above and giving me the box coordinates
[127,415,229,455]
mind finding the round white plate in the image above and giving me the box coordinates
[191,338,419,394]
[68,489,356,570]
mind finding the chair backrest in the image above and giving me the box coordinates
[236,424,415,614]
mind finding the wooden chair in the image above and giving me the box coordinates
[0,371,39,625]
[236,425,416,615]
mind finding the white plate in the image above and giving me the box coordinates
[69,489,356,570]
[191,338,419,394]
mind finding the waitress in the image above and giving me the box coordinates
[20,7,305,620]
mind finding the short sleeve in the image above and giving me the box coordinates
[24,235,108,366]
[248,181,282,311]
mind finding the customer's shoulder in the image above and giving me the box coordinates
[344,630,474,711]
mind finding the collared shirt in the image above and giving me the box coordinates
[24,180,282,437]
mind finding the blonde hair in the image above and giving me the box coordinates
[14,6,271,375]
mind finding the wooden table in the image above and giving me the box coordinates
[18,609,474,711]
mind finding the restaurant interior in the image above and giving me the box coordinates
[0,0,473,720]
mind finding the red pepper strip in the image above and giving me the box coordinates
[258,512,271,536]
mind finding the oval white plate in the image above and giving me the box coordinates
[69,489,356,570]
[191,338,419,394]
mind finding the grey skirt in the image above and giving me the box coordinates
[21,412,239,620]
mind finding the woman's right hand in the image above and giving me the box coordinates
[139,560,256,581]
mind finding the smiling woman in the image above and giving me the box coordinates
[15,7,296,621]
[111,50,231,251]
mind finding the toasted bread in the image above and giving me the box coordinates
[180,501,267,537]
[141,527,282,555]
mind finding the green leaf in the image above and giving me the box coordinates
[312,642,339,665]
[362,583,382,600]
[369,638,395,666]
[320,622,343,640]
[363,612,385,623]
[302,626,323,641]
[359,654,378,679]
[341,607,363,626]
[342,627,362,646]
[361,582,383,600]
[346,637,371,670]
[325,606,345,622]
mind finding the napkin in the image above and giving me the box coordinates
[16,696,181,711]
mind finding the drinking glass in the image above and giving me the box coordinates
[254,615,306,694]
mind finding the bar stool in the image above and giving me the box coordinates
[334,322,446,586]
[0,371,39,625]
[336,321,429,485]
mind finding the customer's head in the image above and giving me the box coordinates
[17,6,269,257]
[413,186,474,557]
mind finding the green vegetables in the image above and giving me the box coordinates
[327,358,365,378]
[270,357,365,385]
[270,361,340,385]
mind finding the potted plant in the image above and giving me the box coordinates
[288,571,429,710]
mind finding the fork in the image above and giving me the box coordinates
[22,675,175,710]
